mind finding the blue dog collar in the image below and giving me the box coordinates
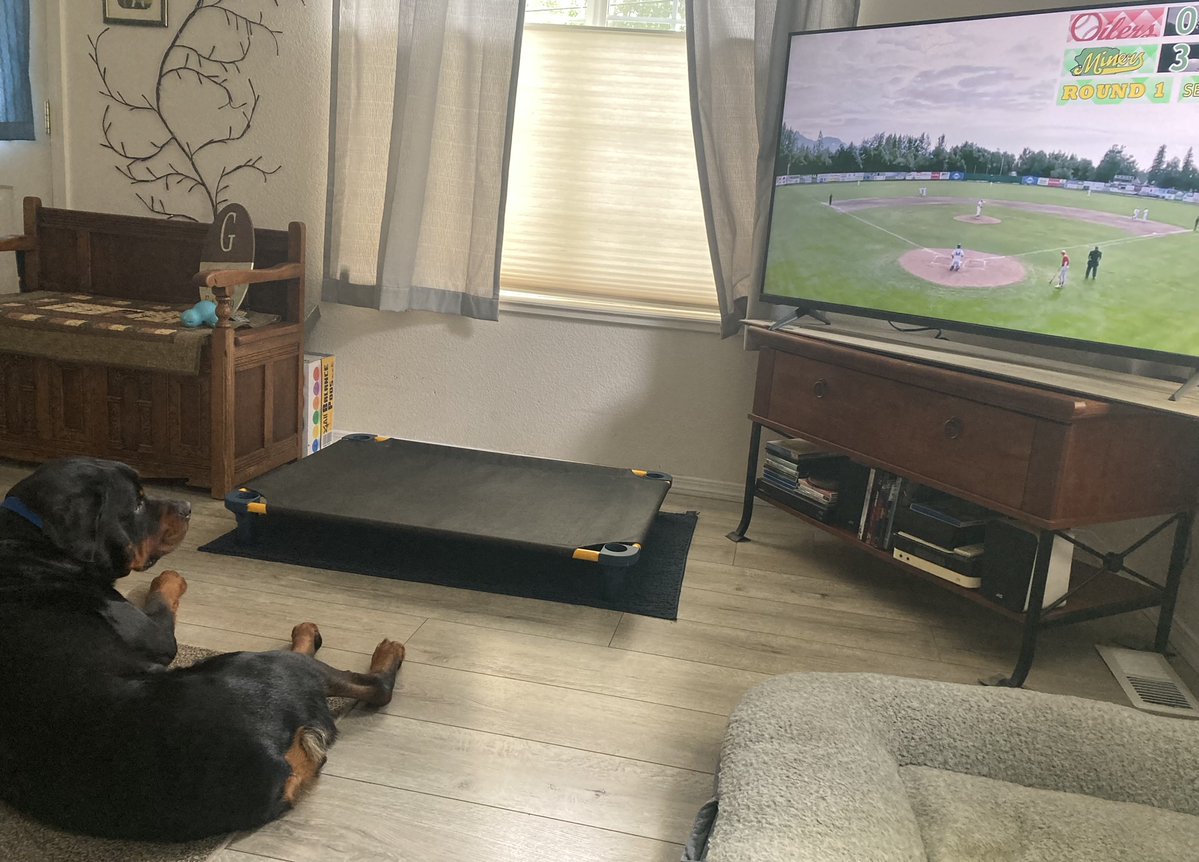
[1,497,44,530]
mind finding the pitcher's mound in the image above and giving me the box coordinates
[899,248,1025,289]
[954,215,1002,225]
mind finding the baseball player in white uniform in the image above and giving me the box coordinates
[950,244,965,272]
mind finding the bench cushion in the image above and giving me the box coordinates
[0,292,275,374]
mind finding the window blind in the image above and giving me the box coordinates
[501,25,717,319]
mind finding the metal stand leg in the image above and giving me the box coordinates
[1155,512,1192,652]
[1169,369,1199,402]
[981,529,1055,687]
[727,423,763,543]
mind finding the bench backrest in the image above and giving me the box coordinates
[19,198,302,321]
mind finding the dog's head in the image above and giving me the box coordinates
[6,458,191,579]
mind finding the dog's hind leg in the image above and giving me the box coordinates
[289,622,323,656]
[310,639,405,707]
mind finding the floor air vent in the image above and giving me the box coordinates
[1096,645,1199,719]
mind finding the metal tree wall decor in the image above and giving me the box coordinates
[88,0,304,221]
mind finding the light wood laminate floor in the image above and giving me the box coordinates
[2,461,1189,862]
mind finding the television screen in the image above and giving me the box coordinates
[761,3,1199,364]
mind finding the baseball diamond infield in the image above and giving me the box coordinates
[899,247,1027,288]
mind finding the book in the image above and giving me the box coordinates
[765,438,828,464]
[877,475,906,550]
[857,468,878,540]
[859,471,904,548]
[302,352,336,456]
[756,479,833,521]
[795,477,838,505]
[763,467,799,488]
[763,457,800,478]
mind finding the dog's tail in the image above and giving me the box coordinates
[282,725,333,806]
[298,726,331,768]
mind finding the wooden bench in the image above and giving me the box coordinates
[0,197,305,497]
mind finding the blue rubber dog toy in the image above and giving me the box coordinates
[181,300,218,328]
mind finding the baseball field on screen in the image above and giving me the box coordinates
[763,180,1199,358]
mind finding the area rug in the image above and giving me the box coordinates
[0,645,353,862]
[200,511,699,620]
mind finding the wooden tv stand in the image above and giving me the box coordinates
[731,326,1199,686]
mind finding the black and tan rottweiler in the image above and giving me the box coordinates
[0,457,405,841]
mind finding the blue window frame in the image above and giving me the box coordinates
[0,0,34,141]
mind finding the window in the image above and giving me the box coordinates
[0,0,35,141]
[501,1,717,321]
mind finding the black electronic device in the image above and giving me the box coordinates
[830,460,872,533]
[892,532,983,578]
[892,499,989,549]
[978,520,1074,613]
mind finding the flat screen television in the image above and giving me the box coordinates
[760,2,1199,366]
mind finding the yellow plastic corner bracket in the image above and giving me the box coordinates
[247,501,267,515]
[631,469,648,477]
[374,435,389,442]
[572,548,601,563]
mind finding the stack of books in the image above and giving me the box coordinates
[757,439,844,522]
[890,495,991,588]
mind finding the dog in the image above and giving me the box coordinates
[0,457,405,841]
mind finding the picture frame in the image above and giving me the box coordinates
[102,0,168,27]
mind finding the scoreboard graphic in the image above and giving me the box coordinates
[1060,4,1199,104]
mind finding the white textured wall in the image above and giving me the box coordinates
[312,306,756,481]
[53,0,757,488]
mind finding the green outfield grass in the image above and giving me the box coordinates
[764,181,1199,358]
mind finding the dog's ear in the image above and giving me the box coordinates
[41,487,134,575]
[9,460,136,576]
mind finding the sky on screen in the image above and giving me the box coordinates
[784,9,1193,168]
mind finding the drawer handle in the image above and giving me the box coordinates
[943,417,964,440]
[813,379,829,399]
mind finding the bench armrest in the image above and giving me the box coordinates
[192,262,304,289]
[0,234,34,253]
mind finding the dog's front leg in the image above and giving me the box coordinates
[102,570,188,665]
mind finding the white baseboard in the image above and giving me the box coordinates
[669,475,743,501]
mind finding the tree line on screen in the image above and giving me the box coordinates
[778,127,1199,191]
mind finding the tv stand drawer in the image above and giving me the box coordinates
[747,327,1199,526]
[759,350,1036,508]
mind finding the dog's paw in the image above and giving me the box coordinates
[291,622,323,654]
[149,570,188,611]
[369,639,405,673]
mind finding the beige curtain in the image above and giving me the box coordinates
[323,0,524,320]
[687,0,860,337]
